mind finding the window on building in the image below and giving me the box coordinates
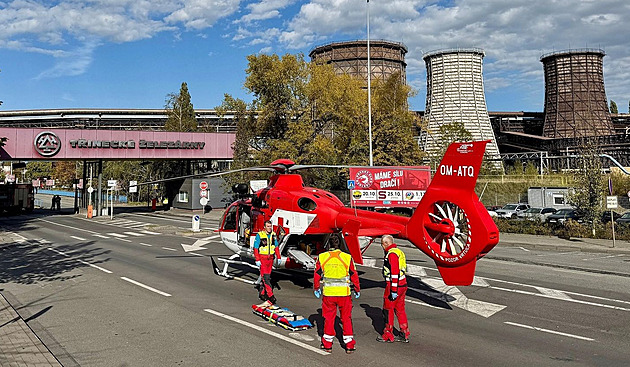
[178,191,189,203]
[553,194,565,205]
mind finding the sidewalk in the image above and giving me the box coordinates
[0,230,62,367]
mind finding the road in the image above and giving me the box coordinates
[1,210,629,366]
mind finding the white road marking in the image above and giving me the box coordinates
[123,232,145,237]
[189,252,204,257]
[116,238,132,243]
[518,247,530,252]
[422,278,506,318]
[70,235,86,241]
[107,233,128,238]
[139,243,153,247]
[406,264,427,277]
[161,247,178,252]
[490,286,630,311]
[93,234,109,239]
[47,247,112,274]
[202,234,221,240]
[128,223,148,228]
[534,286,571,300]
[38,218,98,234]
[120,277,171,297]
[77,260,113,274]
[471,276,490,287]
[140,230,161,235]
[504,321,594,341]
[203,308,328,355]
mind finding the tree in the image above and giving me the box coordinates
[0,137,6,147]
[52,161,77,188]
[371,72,424,166]
[428,121,473,168]
[26,162,53,180]
[609,100,618,114]
[567,141,605,236]
[164,82,197,132]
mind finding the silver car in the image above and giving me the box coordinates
[518,207,557,222]
[495,203,530,219]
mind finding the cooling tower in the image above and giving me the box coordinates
[540,49,614,138]
[309,40,407,84]
[422,48,501,166]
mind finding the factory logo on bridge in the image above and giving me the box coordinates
[34,131,61,157]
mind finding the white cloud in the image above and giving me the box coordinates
[239,0,295,23]
[35,39,101,79]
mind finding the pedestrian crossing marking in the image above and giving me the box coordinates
[123,232,145,237]
[107,233,128,238]
[140,230,160,235]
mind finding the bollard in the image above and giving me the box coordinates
[192,215,201,232]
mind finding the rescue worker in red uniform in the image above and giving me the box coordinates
[377,234,410,343]
[313,236,360,354]
[254,220,280,304]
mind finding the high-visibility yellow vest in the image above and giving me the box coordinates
[382,247,407,281]
[257,231,277,255]
[319,250,352,296]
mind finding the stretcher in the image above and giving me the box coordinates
[252,301,313,331]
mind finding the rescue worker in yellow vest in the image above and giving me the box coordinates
[254,220,280,304]
[313,235,360,354]
[377,235,410,343]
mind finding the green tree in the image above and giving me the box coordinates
[164,82,197,132]
[429,122,473,167]
[26,162,53,180]
[52,161,77,188]
[609,100,618,114]
[568,142,606,236]
[372,72,424,166]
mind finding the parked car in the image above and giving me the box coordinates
[546,208,583,224]
[518,207,557,222]
[602,211,623,223]
[485,205,501,217]
[615,212,630,226]
[495,203,530,219]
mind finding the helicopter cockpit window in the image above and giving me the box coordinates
[297,197,317,211]
[222,206,237,230]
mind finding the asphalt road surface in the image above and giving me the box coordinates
[1,211,629,366]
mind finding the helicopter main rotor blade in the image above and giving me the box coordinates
[288,165,431,172]
[137,166,277,186]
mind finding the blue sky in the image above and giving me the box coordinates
[1,0,629,113]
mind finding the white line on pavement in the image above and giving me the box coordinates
[140,230,161,235]
[48,248,69,257]
[161,247,178,252]
[120,277,171,297]
[139,243,153,247]
[93,234,109,239]
[70,235,86,241]
[38,218,98,234]
[77,260,113,274]
[407,299,444,309]
[504,321,594,341]
[116,238,132,243]
[490,286,630,311]
[518,247,530,252]
[107,233,128,238]
[203,308,328,355]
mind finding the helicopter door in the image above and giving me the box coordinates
[237,205,252,248]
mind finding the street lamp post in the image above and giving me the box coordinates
[367,0,373,166]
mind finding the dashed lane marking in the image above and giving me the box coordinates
[120,277,171,297]
[140,230,161,235]
[93,234,109,239]
[203,308,328,355]
[504,321,594,341]
[107,233,128,238]
[139,243,153,247]
[161,247,178,252]
[47,248,112,274]
[70,235,86,241]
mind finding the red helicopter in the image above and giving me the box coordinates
[212,140,498,286]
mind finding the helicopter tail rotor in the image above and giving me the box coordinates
[404,141,499,286]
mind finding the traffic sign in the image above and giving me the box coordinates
[87,187,94,194]
[200,189,208,198]
[200,197,209,206]
[347,180,355,189]
[627,191,630,198]
[107,179,117,187]
[606,196,618,209]
[199,181,208,190]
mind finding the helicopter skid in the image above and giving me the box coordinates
[211,255,260,285]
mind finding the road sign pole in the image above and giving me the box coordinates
[611,209,616,248]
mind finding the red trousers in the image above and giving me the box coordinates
[258,256,275,300]
[321,296,355,349]
[382,284,409,341]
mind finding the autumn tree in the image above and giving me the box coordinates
[568,141,606,236]
[52,161,77,188]
[165,82,197,132]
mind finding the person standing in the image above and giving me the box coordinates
[253,220,280,304]
[313,236,360,354]
[377,234,410,343]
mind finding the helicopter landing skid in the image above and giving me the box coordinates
[211,254,260,285]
